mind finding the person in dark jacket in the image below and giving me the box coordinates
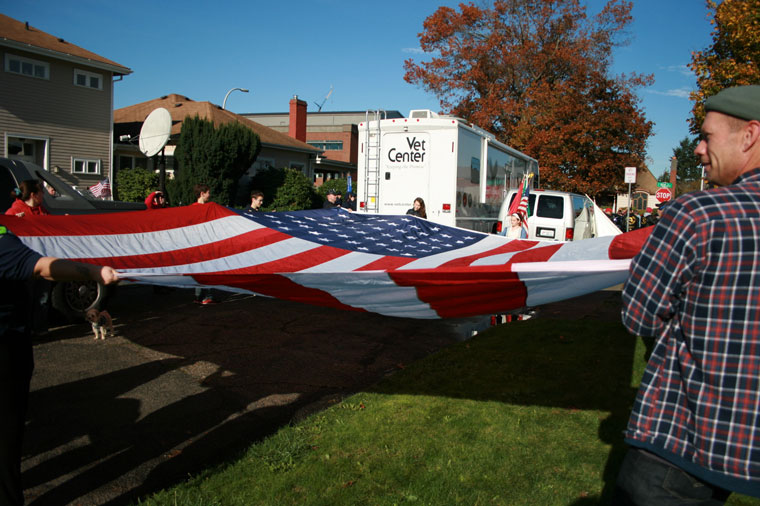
[323,189,340,209]
[246,190,264,213]
[0,226,118,505]
[406,197,427,219]
[343,192,357,211]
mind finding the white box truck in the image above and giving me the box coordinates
[356,110,539,233]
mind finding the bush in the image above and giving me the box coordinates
[270,168,320,211]
[115,167,158,203]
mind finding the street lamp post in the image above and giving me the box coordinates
[222,87,249,109]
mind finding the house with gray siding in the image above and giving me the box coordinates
[0,14,131,193]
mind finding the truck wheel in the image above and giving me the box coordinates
[51,280,110,322]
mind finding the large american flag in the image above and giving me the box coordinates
[0,204,650,319]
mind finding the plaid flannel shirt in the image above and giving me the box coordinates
[622,167,760,497]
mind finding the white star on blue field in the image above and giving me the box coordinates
[237,208,482,258]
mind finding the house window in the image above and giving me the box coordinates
[6,135,48,166]
[74,69,103,90]
[119,156,135,170]
[118,155,146,171]
[5,54,49,79]
[73,158,101,175]
[630,191,649,212]
[7,139,35,158]
[251,158,275,172]
[307,140,343,151]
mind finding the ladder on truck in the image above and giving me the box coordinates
[362,110,386,213]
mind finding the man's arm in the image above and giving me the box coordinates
[621,201,697,337]
[33,257,119,285]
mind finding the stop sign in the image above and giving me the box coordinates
[655,187,672,202]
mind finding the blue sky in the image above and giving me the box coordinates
[6,0,713,178]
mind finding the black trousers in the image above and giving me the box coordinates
[612,447,731,506]
[0,331,33,506]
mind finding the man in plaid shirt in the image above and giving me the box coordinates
[614,85,760,504]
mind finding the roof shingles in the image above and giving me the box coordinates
[0,14,131,74]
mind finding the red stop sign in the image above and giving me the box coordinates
[655,187,672,202]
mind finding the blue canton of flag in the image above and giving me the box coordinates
[237,208,483,258]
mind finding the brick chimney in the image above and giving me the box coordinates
[289,95,307,142]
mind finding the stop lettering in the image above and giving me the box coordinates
[655,187,672,202]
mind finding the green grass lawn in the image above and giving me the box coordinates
[135,318,760,505]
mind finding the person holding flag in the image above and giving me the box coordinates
[5,180,49,218]
[502,174,533,238]
[503,213,528,239]
[0,226,119,505]
[614,85,760,503]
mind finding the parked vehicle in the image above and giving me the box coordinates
[498,189,620,241]
[356,109,539,233]
[0,157,145,321]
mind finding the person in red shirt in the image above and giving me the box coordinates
[191,184,215,304]
[192,184,210,206]
[5,180,49,217]
[144,190,167,210]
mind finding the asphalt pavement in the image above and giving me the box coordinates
[22,284,624,505]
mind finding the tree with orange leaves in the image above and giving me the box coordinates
[689,0,760,134]
[404,0,654,195]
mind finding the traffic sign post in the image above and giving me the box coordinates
[624,167,636,232]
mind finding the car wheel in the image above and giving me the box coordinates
[51,280,110,322]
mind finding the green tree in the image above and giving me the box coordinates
[671,136,703,195]
[249,167,287,208]
[172,116,261,206]
[403,0,653,195]
[672,137,702,182]
[115,167,158,203]
[689,0,760,133]
[270,168,319,211]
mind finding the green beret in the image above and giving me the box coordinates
[704,85,760,121]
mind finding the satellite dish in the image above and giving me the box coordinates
[139,108,172,157]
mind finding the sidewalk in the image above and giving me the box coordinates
[22,285,624,505]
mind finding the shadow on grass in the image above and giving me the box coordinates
[369,318,642,504]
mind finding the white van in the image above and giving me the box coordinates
[498,189,597,241]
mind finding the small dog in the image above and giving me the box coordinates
[86,308,114,340]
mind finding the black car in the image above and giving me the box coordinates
[0,157,145,215]
[0,157,145,322]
